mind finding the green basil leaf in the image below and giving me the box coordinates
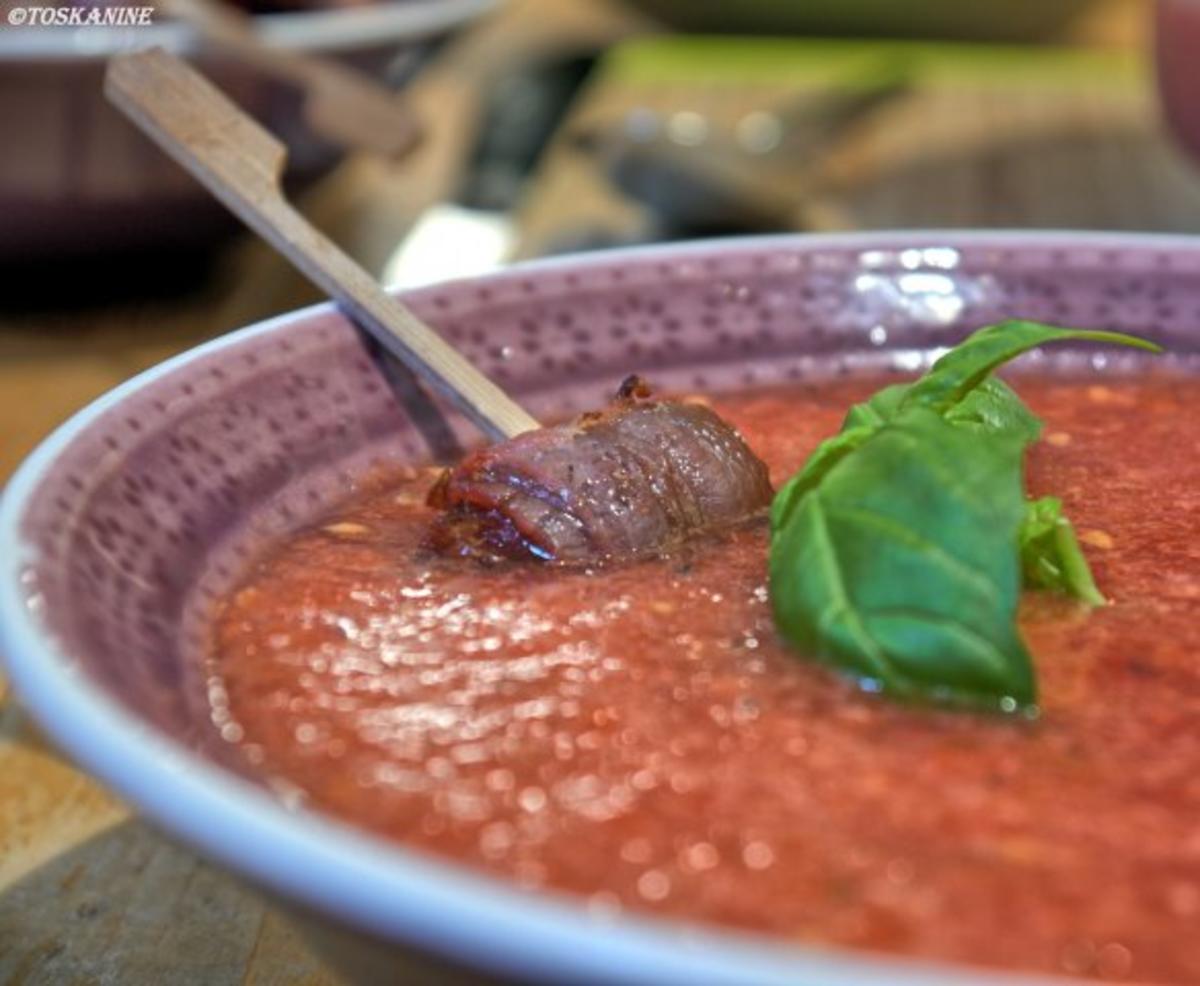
[770,319,1160,711]
[843,375,1042,442]
[771,425,874,531]
[841,319,1158,436]
[841,381,908,431]
[770,408,1035,710]
[944,377,1042,443]
[1019,496,1106,606]
[898,319,1161,415]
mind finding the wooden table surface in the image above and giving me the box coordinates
[0,1,1186,982]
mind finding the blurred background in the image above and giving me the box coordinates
[1,0,1198,476]
[2,0,1200,979]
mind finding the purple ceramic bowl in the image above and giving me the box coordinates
[2,232,1197,985]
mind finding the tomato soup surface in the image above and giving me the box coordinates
[210,371,1200,983]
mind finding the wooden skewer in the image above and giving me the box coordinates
[159,0,422,159]
[105,48,540,443]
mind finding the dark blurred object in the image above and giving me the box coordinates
[458,52,596,212]
[577,65,907,237]
[0,247,222,312]
[0,0,492,263]
[384,51,596,286]
[1155,0,1200,167]
[623,0,1096,42]
[516,35,1200,260]
[160,0,423,157]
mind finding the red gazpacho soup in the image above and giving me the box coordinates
[208,369,1200,983]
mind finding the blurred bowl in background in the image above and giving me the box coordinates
[1155,0,1200,168]
[622,0,1096,43]
[0,0,495,262]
